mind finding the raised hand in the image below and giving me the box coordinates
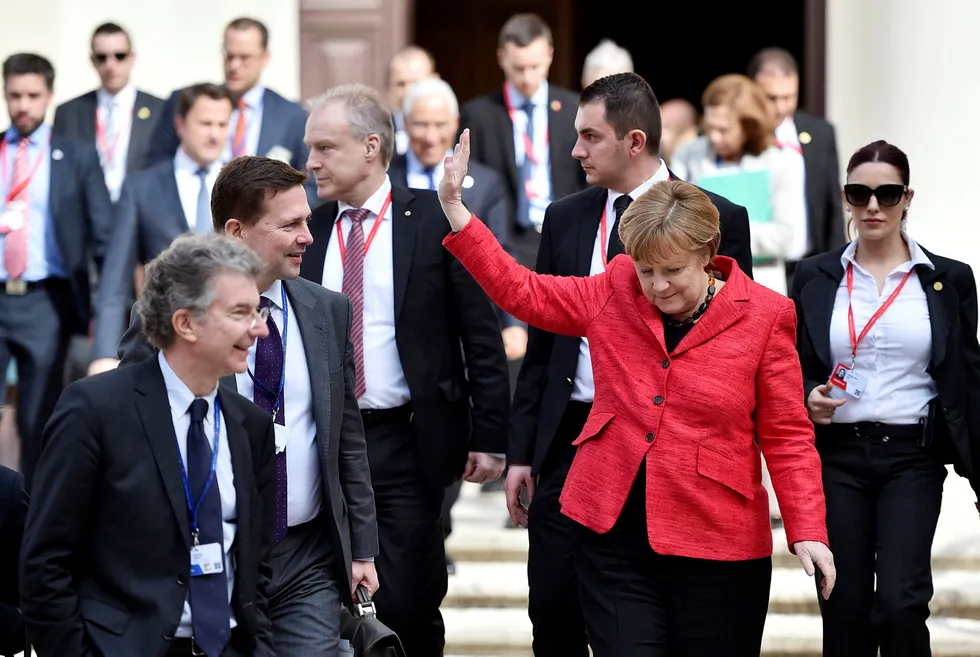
[437,129,473,232]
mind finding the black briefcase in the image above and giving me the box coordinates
[339,585,407,657]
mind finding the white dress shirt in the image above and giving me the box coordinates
[158,352,238,636]
[322,176,411,409]
[234,280,322,526]
[570,161,670,402]
[829,238,937,424]
[507,81,553,228]
[775,115,810,257]
[95,83,137,201]
[223,84,265,161]
[174,148,222,231]
[405,149,447,190]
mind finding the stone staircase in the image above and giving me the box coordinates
[443,473,980,657]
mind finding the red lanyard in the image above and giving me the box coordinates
[774,138,803,155]
[1,136,48,204]
[599,205,612,269]
[336,192,393,264]
[846,262,914,367]
[95,105,131,165]
[503,84,549,166]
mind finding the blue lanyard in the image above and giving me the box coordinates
[176,395,221,545]
[246,284,288,421]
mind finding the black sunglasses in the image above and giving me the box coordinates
[93,52,129,64]
[844,183,907,208]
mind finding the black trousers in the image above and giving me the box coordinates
[527,401,591,657]
[816,424,947,657]
[576,462,772,657]
[364,413,447,657]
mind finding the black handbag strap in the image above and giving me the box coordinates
[353,584,377,618]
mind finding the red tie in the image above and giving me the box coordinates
[232,98,248,158]
[5,138,30,280]
[342,208,370,398]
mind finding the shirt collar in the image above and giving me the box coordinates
[157,351,219,422]
[174,147,220,175]
[97,83,137,109]
[262,279,284,310]
[840,234,935,272]
[337,175,392,222]
[406,149,447,176]
[6,122,50,145]
[607,159,670,206]
[239,84,265,110]
[506,81,549,109]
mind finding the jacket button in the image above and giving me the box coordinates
[645,432,655,443]
[661,359,670,369]
[176,574,187,585]
[653,395,664,405]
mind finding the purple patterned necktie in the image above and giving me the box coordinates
[253,296,288,545]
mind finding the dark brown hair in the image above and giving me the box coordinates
[846,140,910,185]
[701,74,774,157]
[91,22,131,51]
[226,17,269,49]
[3,53,54,90]
[747,47,799,78]
[580,72,662,156]
[177,83,232,118]
[498,13,552,48]
[211,156,310,231]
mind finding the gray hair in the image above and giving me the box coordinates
[139,232,265,350]
[582,39,634,85]
[402,78,459,120]
[306,83,395,167]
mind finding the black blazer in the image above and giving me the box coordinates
[19,357,276,657]
[52,89,164,173]
[300,184,511,488]
[459,85,586,233]
[794,111,846,256]
[0,466,27,656]
[791,245,980,497]
[509,181,754,473]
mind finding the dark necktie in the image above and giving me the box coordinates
[187,398,231,657]
[606,194,634,262]
[424,166,437,191]
[516,100,535,229]
[252,296,288,545]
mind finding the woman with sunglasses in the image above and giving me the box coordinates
[791,140,980,657]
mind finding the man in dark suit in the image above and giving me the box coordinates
[749,47,845,270]
[20,233,276,657]
[90,83,233,374]
[145,18,316,205]
[0,465,27,656]
[301,83,510,656]
[505,72,753,657]
[0,53,112,491]
[114,156,379,654]
[52,22,163,201]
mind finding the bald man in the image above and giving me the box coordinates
[660,98,699,165]
[387,46,439,155]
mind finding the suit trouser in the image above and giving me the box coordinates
[364,413,447,657]
[526,400,590,657]
[0,281,72,492]
[268,516,343,657]
[576,462,772,657]
[816,426,947,657]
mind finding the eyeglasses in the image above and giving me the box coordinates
[843,184,907,208]
[92,52,129,64]
[248,306,271,331]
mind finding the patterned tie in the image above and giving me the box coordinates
[186,398,231,657]
[252,296,288,545]
[195,168,211,233]
[515,100,535,229]
[342,208,369,398]
[4,137,30,280]
[232,98,247,158]
[606,194,634,262]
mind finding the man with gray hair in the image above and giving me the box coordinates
[21,232,277,657]
[580,38,634,88]
[302,82,510,656]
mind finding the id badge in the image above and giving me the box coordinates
[274,423,288,454]
[829,362,866,399]
[0,201,27,232]
[190,543,224,576]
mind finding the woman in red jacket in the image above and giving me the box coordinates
[438,130,835,655]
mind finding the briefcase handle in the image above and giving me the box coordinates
[353,584,377,618]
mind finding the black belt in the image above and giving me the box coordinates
[166,637,209,656]
[360,403,412,429]
[821,421,925,442]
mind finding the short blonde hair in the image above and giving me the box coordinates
[619,180,720,263]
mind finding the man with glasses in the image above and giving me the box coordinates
[20,233,278,657]
[53,22,163,201]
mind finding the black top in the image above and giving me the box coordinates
[663,316,696,354]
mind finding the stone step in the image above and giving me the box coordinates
[444,562,980,620]
[442,609,980,656]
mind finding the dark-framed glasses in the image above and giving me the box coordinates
[93,52,129,64]
[843,183,907,208]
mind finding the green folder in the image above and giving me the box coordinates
[697,169,772,224]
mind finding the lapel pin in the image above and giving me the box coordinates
[51,148,64,161]
[404,210,411,216]
[799,131,812,145]
[934,281,943,291]
[550,99,562,112]
[137,107,151,120]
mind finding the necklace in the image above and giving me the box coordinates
[664,271,716,327]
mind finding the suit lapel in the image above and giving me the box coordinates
[220,391,253,560]
[575,187,608,276]
[48,136,65,228]
[127,91,154,168]
[392,185,420,320]
[301,202,337,283]
[802,254,845,371]
[492,90,520,192]
[916,255,953,370]
[255,89,279,158]
[79,92,98,142]
[160,163,189,231]
[669,265,748,357]
[134,359,191,548]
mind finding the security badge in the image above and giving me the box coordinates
[829,362,866,400]
[190,542,224,576]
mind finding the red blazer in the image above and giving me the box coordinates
[445,218,828,560]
